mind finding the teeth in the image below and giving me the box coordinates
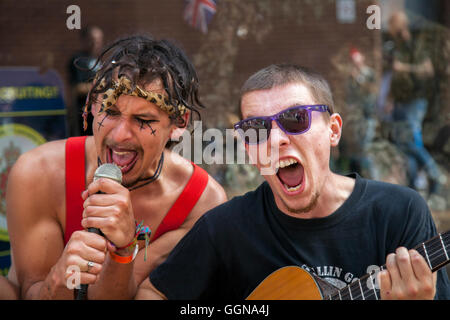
[113,150,132,156]
[277,158,298,169]
[111,150,134,170]
[284,183,302,192]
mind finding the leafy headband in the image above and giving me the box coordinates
[83,75,187,131]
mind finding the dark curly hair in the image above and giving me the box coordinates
[82,34,204,127]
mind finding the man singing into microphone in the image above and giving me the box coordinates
[6,35,227,299]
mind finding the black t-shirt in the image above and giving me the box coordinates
[150,174,450,300]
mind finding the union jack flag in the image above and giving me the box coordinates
[183,0,218,34]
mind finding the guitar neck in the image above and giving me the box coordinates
[329,231,450,300]
[413,231,450,273]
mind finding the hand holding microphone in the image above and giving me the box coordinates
[77,164,136,299]
[81,164,136,249]
[84,164,122,237]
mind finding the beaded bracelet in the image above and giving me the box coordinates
[135,220,151,261]
[109,220,151,262]
[116,237,138,251]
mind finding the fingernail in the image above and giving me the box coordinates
[396,246,407,255]
[387,253,396,265]
[399,251,408,258]
[410,250,420,260]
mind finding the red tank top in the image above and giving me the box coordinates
[64,136,208,245]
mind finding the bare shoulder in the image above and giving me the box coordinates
[10,139,66,177]
[7,139,69,296]
[7,139,67,214]
[185,170,227,226]
[164,149,227,220]
[198,170,228,209]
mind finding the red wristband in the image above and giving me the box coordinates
[109,244,139,264]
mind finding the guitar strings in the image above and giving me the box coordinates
[329,232,449,300]
[415,234,449,270]
[416,232,449,257]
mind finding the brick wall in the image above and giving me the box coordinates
[0,0,202,104]
[0,0,381,122]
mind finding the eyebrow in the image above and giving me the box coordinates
[245,101,311,118]
[108,104,160,119]
[284,101,312,109]
[134,111,159,119]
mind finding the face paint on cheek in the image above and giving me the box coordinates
[139,121,157,136]
[97,114,109,132]
[147,123,157,136]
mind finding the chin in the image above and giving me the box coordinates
[278,191,320,215]
[120,169,141,187]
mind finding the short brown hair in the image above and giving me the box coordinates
[239,64,335,117]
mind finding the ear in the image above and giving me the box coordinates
[169,111,190,140]
[328,113,343,147]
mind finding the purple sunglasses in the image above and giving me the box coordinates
[234,105,331,145]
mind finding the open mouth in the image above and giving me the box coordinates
[106,147,139,174]
[276,157,305,194]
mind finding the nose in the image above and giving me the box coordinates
[110,117,133,143]
[269,121,290,147]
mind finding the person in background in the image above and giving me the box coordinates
[387,11,444,197]
[68,25,104,137]
[345,47,378,179]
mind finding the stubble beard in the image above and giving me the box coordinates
[280,191,320,215]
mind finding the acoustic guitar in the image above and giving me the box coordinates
[247,230,450,300]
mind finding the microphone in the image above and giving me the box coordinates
[77,163,122,300]
[86,163,123,235]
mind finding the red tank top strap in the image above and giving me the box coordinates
[64,136,88,245]
[151,163,209,242]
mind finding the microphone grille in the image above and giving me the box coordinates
[94,163,123,184]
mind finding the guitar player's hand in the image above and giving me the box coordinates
[378,247,437,300]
